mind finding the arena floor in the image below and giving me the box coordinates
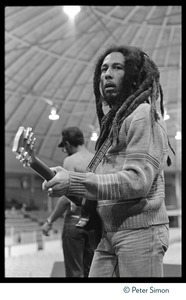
[5,227,181,278]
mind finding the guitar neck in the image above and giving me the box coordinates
[30,157,55,180]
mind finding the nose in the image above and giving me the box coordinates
[105,67,113,79]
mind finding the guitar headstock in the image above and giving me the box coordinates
[12,126,36,167]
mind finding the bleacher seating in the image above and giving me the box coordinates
[5,209,64,246]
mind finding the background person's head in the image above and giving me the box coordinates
[58,127,84,156]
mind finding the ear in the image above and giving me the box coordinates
[65,141,71,147]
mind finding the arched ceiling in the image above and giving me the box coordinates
[5,6,181,174]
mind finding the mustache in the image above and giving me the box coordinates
[104,82,116,88]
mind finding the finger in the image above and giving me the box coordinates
[42,180,48,191]
[47,188,62,198]
[50,166,63,173]
[47,188,56,197]
[47,191,56,198]
[42,170,57,190]
[43,180,55,190]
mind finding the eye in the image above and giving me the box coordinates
[114,65,123,70]
[101,66,107,73]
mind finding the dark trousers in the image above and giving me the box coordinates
[62,216,94,277]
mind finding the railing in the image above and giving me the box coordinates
[5,209,63,247]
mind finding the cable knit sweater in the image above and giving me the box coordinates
[67,103,169,231]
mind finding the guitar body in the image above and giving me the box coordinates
[85,203,102,250]
[12,126,102,249]
[77,200,102,250]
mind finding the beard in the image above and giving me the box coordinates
[101,95,118,107]
[100,90,120,108]
[99,78,135,109]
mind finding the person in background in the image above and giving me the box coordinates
[42,127,94,277]
[42,45,175,277]
[21,203,27,215]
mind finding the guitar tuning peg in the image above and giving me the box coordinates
[19,147,24,154]
[30,137,36,150]
[16,154,22,160]
[27,132,34,144]
[23,155,32,167]
[27,156,32,166]
[24,127,32,139]
[21,151,31,167]
[16,148,24,161]
[22,160,30,167]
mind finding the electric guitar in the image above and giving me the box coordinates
[12,126,102,249]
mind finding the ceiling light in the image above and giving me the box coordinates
[49,107,59,120]
[164,110,170,120]
[91,132,98,141]
[63,6,81,19]
[175,131,181,140]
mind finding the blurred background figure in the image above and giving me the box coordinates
[42,127,94,277]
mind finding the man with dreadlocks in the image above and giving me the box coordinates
[42,45,174,277]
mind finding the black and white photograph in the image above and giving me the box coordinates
[4,5,182,296]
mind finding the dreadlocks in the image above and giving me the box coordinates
[93,45,174,166]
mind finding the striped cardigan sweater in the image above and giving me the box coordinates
[67,103,170,231]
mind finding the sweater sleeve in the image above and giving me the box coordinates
[67,106,166,201]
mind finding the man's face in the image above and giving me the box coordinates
[100,52,125,106]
